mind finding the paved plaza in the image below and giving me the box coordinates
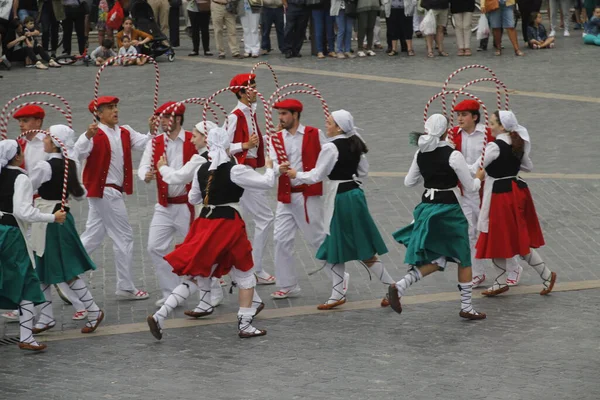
[1,28,599,399]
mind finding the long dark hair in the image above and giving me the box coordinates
[66,158,85,197]
[494,111,524,160]
[348,135,368,158]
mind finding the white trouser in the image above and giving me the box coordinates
[80,188,135,293]
[239,188,274,273]
[460,191,486,277]
[413,13,423,32]
[241,12,261,56]
[373,16,381,45]
[274,194,326,289]
[148,203,191,299]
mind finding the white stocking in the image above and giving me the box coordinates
[522,249,552,287]
[34,284,55,329]
[325,263,347,304]
[192,277,213,314]
[19,301,38,345]
[238,307,262,334]
[252,289,263,310]
[365,259,394,286]
[458,282,483,316]
[394,267,422,297]
[153,280,197,326]
[68,278,101,328]
[56,281,86,311]
[489,258,510,291]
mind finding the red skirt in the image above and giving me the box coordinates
[476,181,545,259]
[164,213,253,278]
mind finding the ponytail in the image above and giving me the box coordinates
[509,131,525,160]
[66,159,85,197]
[203,171,215,206]
[348,135,368,158]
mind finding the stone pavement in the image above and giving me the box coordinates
[0,27,599,398]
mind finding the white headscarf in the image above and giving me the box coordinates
[0,140,19,172]
[498,110,531,154]
[331,109,366,143]
[418,114,448,153]
[207,126,230,171]
[194,120,218,136]
[48,124,75,155]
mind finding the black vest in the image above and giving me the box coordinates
[416,146,459,204]
[0,168,24,227]
[485,140,527,193]
[196,161,245,219]
[199,150,209,160]
[38,158,69,201]
[327,139,362,193]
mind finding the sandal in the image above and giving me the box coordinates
[387,50,398,56]
[457,49,465,56]
[464,48,472,56]
[427,51,435,58]
[407,49,415,56]
[438,51,449,57]
[515,50,525,56]
[495,49,502,56]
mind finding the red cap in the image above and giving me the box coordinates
[453,99,480,112]
[13,105,45,120]
[229,73,256,93]
[155,101,186,116]
[274,99,303,113]
[88,96,120,114]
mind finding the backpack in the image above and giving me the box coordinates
[106,0,125,30]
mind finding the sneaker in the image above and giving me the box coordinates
[506,265,524,286]
[549,29,556,37]
[260,49,269,55]
[563,29,570,37]
[116,289,149,300]
[35,61,48,70]
[72,310,88,320]
[472,274,487,288]
[366,50,376,56]
[336,52,346,59]
[49,59,61,68]
[271,286,302,299]
[1,55,11,70]
[357,50,367,57]
[243,52,251,58]
[317,52,325,59]
[1,310,19,322]
[344,52,356,59]
[218,53,226,59]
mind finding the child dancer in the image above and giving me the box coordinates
[0,140,66,351]
[475,110,557,297]
[389,114,486,320]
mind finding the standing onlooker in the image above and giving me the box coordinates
[527,11,555,48]
[182,0,192,35]
[187,0,212,56]
[330,0,356,58]
[312,0,336,58]
[549,0,574,36]
[62,0,88,56]
[451,0,474,56]
[385,0,415,56]
[169,0,180,47]
[413,6,423,37]
[260,0,285,55]
[482,0,524,56]
[148,0,169,35]
[16,0,39,21]
[421,0,450,57]
[356,0,379,56]
[239,0,261,57]
[516,0,542,42]
[96,0,115,46]
[283,0,311,58]
[39,0,63,58]
[211,0,240,58]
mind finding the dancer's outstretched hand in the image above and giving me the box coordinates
[85,123,98,139]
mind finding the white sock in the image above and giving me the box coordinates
[394,268,422,297]
[154,281,196,325]
[458,282,481,315]
[522,250,551,284]
[68,278,100,325]
[56,281,85,311]
[34,284,55,328]
[192,277,213,314]
[237,307,261,334]
[489,258,509,291]
[252,289,263,309]
[19,301,38,345]
[210,277,224,306]
[366,259,394,285]
[326,263,346,304]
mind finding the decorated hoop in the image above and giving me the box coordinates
[250,61,280,89]
[18,129,70,211]
[92,54,160,118]
[441,65,502,117]
[449,78,509,126]
[0,92,72,137]
[1,101,72,141]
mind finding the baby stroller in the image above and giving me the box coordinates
[129,0,175,61]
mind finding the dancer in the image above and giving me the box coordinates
[29,125,105,334]
[269,99,327,300]
[389,114,486,320]
[475,110,557,297]
[147,126,275,340]
[0,139,66,351]
[139,101,197,307]
[74,96,151,300]
[227,73,276,285]
[286,110,393,310]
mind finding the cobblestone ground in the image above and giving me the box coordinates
[0,24,598,399]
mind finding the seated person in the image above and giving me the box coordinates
[583,6,600,45]
[527,12,555,49]
[91,38,117,65]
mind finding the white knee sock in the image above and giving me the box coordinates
[252,289,263,309]
[522,249,552,285]
[238,307,261,334]
[366,259,395,286]
[326,263,347,304]
[458,282,481,315]
[489,258,509,290]
[56,281,85,311]
[19,301,38,345]
[154,280,196,325]
[68,278,100,324]
[192,277,213,314]
[394,268,422,297]
[34,284,55,328]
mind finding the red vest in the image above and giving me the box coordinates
[17,138,27,170]
[450,126,493,201]
[83,127,133,198]
[232,109,265,169]
[276,127,323,223]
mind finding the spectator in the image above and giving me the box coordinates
[116,17,153,52]
[211,0,240,58]
[516,0,542,42]
[39,0,63,58]
[583,6,600,44]
[451,0,474,56]
[528,11,555,48]
[62,0,88,56]
[312,0,336,58]
[15,0,38,21]
[186,0,212,56]
[356,0,379,56]
[91,38,116,65]
[148,0,169,35]
[239,0,261,57]
[549,0,573,37]
[1,18,55,68]
[385,0,415,56]
[330,0,356,58]
[421,0,450,57]
[0,1,13,69]
[118,36,148,64]
[482,0,524,56]
[168,0,180,47]
[260,0,285,55]
[96,0,115,46]
[283,0,310,58]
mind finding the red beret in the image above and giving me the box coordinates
[453,99,480,112]
[88,96,120,114]
[230,73,256,93]
[13,105,45,120]
[155,101,186,116]
[274,99,303,113]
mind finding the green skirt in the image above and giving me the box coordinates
[0,225,45,310]
[316,188,388,264]
[393,202,471,268]
[34,212,96,284]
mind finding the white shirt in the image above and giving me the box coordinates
[7,166,55,224]
[457,123,487,176]
[138,129,188,198]
[159,147,208,186]
[188,165,275,205]
[294,137,369,185]
[404,142,481,193]
[74,122,149,187]
[22,133,48,175]
[29,153,88,200]
[269,124,328,187]
[226,101,259,159]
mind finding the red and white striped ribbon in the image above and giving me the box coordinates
[0,92,72,137]
[2,101,72,140]
[441,65,500,117]
[250,61,280,89]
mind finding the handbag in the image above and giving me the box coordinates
[484,0,499,13]
[106,0,125,30]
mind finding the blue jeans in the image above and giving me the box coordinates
[260,7,285,52]
[336,10,353,53]
[18,9,39,22]
[312,9,335,53]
